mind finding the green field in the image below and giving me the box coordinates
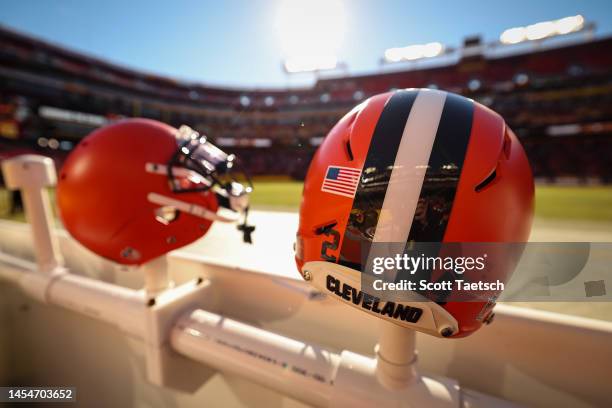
[250,182,612,222]
[249,181,612,223]
[535,186,612,222]
[1,182,611,221]
[248,179,304,211]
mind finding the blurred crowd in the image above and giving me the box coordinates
[0,25,611,183]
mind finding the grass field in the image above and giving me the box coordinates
[535,186,612,222]
[1,182,611,221]
[249,181,612,224]
[248,179,304,211]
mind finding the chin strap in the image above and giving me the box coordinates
[237,207,255,244]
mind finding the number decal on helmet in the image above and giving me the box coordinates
[320,226,340,262]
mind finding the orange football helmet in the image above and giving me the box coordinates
[57,118,253,265]
[295,89,534,338]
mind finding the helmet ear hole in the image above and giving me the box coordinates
[154,206,180,225]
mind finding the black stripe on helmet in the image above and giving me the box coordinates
[405,92,475,243]
[401,92,475,301]
[338,89,419,269]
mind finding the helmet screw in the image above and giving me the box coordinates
[303,270,312,281]
[120,247,141,260]
[166,236,177,244]
[440,327,454,337]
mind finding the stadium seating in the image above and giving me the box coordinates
[0,25,610,182]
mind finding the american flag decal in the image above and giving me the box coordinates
[321,166,362,198]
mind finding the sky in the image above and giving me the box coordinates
[1,0,611,88]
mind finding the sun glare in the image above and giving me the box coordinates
[275,0,346,61]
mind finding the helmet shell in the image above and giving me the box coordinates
[296,89,534,337]
[57,118,218,265]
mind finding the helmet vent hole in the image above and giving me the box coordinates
[345,140,354,161]
[502,130,512,160]
[344,110,358,161]
[474,169,497,192]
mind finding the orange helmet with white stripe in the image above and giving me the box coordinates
[295,89,534,338]
[57,118,253,265]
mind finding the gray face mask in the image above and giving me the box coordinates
[167,125,255,243]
